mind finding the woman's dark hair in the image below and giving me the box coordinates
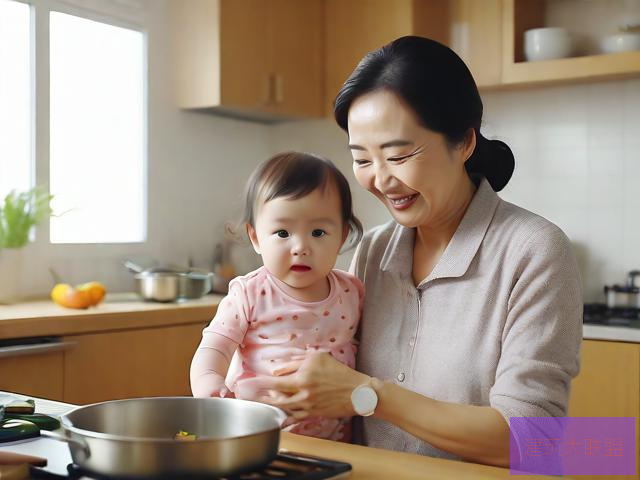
[334,36,514,191]
[238,152,363,249]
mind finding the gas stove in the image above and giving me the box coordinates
[29,452,351,480]
[2,436,350,480]
[583,303,640,328]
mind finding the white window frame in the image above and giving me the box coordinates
[12,0,149,246]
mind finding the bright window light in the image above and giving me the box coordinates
[0,0,32,200]
[49,12,146,244]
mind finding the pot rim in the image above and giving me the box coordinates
[59,397,288,443]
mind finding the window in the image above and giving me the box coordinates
[49,12,146,243]
[0,0,32,200]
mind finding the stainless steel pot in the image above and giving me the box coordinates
[604,270,640,309]
[179,270,214,299]
[134,271,182,302]
[41,397,287,477]
[125,261,214,302]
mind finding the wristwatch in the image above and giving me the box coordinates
[351,377,382,416]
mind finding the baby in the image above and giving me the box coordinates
[190,152,364,441]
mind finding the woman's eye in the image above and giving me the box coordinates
[388,154,410,162]
[275,230,289,238]
[311,229,326,238]
[353,159,370,166]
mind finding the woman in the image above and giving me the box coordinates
[261,36,582,467]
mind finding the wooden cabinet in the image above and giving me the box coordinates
[62,323,206,405]
[0,342,69,401]
[448,0,502,88]
[170,0,324,120]
[323,0,450,116]
[502,0,640,87]
[568,340,640,480]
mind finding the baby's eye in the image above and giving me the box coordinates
[275,230,289,238]
[311,229,326,238]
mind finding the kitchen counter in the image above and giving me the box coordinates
[2,296,640,344]
[0,392,551,480]
[582,323,640,343]
[0,293,222,340]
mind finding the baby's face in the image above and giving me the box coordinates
[247,182,346,299]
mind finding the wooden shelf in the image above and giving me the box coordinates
[502,50,640,87]
[501,0,640,89]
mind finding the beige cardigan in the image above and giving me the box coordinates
[350,178,583,459]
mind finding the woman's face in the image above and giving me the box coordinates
[347,89,474,229]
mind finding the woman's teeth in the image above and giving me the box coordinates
[389,194,416,206]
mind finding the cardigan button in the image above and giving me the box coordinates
[397,372,405,382]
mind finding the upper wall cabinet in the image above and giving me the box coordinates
[170,0,323,121]
[324,0,451,116]
[448,0,502,89]
[323,0,504,115]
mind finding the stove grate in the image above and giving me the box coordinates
[30,452,351,480]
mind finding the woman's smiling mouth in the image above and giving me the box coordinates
[386,194,418,210]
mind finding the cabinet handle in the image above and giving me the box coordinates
[260,75,272,106]
[0,341,75,359]
[274,74,284,104]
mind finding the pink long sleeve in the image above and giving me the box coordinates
[190,281,251,397]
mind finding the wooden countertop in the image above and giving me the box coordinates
[281,432,551,479]
[0,293,222,340]
[2,392,550,480]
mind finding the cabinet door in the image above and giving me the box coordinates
[269,0,324,118]
[324,0,414,117]
[568,340,640,480]
[219,0,271,112]
[0,348,65,401]
[449,0,502,88]
[63,323,206,405]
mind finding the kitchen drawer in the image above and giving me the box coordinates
[0,337,72,401]
[62,323,206,404]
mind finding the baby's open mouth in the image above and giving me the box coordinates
[291,265,311,272]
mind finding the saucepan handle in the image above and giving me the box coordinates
[40,429,91,459]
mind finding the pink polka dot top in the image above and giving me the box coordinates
[200,266,364,394]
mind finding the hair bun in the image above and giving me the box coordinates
[467,136,515,192]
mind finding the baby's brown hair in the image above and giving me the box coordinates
[239,152,363,249]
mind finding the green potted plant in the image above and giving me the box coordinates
[0,186,53,304]
[0,186,53,249]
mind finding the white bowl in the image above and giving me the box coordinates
[600,32,640,54]
[524,27,573,61]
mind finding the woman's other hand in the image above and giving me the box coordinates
[258,352,370,419]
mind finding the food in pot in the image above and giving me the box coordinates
[174,430,197,441]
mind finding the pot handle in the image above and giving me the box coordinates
[40,429,91,459]
[272,407,288,428]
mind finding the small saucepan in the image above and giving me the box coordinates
[41,397,287,477]
[124,261,214,302]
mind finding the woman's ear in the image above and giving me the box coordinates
[461,128,477,164]
[246,224,261,254]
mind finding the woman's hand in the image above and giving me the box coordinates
[258,352,370,419]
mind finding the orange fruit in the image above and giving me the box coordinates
[51,284,92,309]
[77,281,106,306]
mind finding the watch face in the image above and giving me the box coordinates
[351,385,378,416]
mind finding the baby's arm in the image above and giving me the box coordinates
[190,282,250,397]
[190,333,237,397]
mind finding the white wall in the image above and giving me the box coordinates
[272,79,640,303]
